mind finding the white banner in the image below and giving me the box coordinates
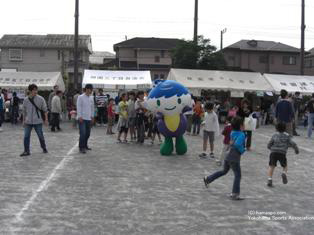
[83,70,152,86]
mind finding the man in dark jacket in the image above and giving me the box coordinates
[307,93,314,138]
[275,90,294,136]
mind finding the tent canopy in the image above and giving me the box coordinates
[83,70,152,90]
[167,69,274,93]
[0,71,65,91]
[263,74,314,94]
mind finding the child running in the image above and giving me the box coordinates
[199,102,220,159]
[216,116,233,166]
[267,122,299,187]
[203,116,246,200]
[117,93,129,143]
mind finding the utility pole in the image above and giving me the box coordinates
[193,0,198,44]
[74,0,79,90]
[300,0,305,75]
[220,28,227,50]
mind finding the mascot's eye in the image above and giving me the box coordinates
[178,98,182,104]
[157,100,161,106]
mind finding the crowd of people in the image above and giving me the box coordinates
[1,84,314,200]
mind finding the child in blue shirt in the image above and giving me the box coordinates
[203,116,246,200]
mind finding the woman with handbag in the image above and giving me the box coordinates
[238,99,253,151]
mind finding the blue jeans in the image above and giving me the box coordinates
[192,115,201,134]
[206,160,241,194]
[79,120,91,149]
[24,124,47,153]
[308,113,314,138]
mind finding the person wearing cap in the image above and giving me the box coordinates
[77,84,95,154]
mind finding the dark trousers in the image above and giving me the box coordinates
[79,120,91,150]
[24,124,46,153]
[0,109,4,127]
[245,131,252,148]
[185,114,192,133]
[137,114,145,143]
[51,113,60,131]
[11,106,19,124]
[97,107,107,124]
[206,160,241,194]
[192,116,201,134]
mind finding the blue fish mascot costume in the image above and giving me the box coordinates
[146,80,192,156]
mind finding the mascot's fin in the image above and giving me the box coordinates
[160,137,174,156]
[175,136,187,155]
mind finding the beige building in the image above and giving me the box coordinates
[114,37,181,80]
[223,40,302,75]
[0,34,92,89]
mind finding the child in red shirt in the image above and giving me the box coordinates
[107,98,115,135]
[216,116,233,166]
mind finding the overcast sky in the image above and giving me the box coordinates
[1,0,314,53]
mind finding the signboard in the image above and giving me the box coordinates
[230,90,244,98]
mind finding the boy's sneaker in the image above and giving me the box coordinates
[43,149,48,154]
[199,153,207,159]
[229,194,244,200]
[203,177,209,188]
[216,160,222,166]
[281,173,288,184]
[20,151,30,157]
[210,153,215,158]
[267,179,273,187]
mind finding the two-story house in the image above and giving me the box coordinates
[0,34,92,89]
[114,37,182,80]
[89,51,116,70]
[223,39,302,75]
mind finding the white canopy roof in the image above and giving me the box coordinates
[263,74,314,94]
[167,69,274,93]
[83,70,152,90]
[0,71,65,91]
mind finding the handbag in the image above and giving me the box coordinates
[29,97,45,121]
[244,115,257,131]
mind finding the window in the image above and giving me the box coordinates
[154,74,159,80]
[187,77,192,80]
[161,50,165,58]
[160,74,165,79]
[305,59,312,68]
[134,50,137,58]
[259,55,268,64]
[40,49,45,57]
[58,50,61,60]
[283,56,296,65]
[155,56,160,63]
[9,49,23,61]
[228,56,235,61]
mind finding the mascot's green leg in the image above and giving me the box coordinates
[160,137,174,156]
[175,135,187,155]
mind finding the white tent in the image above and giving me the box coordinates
[263,73,314,94]
[167,69,274,95]
[83,70,152,90]
[0,71,65,91]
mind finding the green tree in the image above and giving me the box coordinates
[171,36,226,70]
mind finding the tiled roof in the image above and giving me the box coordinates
[0,34,92,52]
[225,40,300,53]
[114,37,182,50]
[89,51,115,64]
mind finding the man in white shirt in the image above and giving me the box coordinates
[77,84,95,154]
[51,90,62,132]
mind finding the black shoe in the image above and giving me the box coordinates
[281,173,288,184]
[267,179,273,187]
[86,147,92,151]
[57,128,62,131]
[20,151,30,157]
[79,149,86,154]
[203,177,209,188]
[51,129,56,132]
[43,149,48,154]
